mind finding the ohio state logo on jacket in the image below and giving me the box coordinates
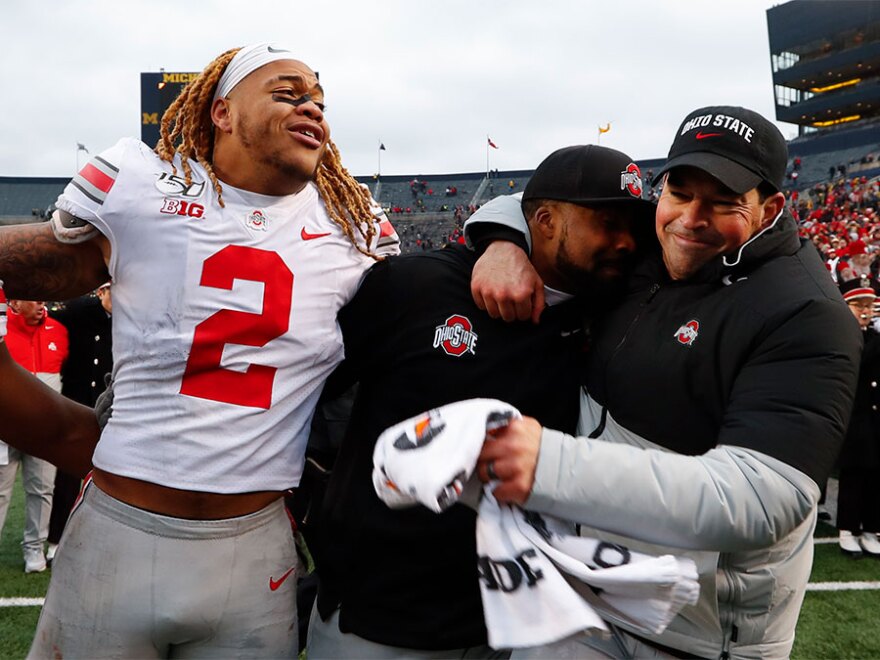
[674,319,700,346]
[433,314,478,356]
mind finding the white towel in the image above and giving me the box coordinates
[373,398,699,650]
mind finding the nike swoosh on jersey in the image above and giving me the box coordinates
[269,566,295,591]
[695,131,723,140]
[301,227,332,241]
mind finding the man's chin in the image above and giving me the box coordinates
[595,266,627,282]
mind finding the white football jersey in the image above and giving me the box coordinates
[55,138,398,493]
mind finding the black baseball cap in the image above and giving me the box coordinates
[523,144,656,215]
[652,105,787,194]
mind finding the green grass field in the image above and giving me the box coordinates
[1,479,879,659]
[0,475,52,659]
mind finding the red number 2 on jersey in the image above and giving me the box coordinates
[180,245,293,409]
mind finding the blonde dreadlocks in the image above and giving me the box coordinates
[155,47,384,259]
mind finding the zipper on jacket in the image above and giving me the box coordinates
[31,329,43,373]
[717,552,738,659]
[600,283,661,410]
[610,283,661,357]
[719,628,738,659]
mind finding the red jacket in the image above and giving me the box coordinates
[6,309,69,382]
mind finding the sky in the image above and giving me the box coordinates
[0,0,790,179]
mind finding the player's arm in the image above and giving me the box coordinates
[463,195,544,323]
[478,420,818,553]
[0,215,109,300]
[478,298,861,552]
[0,345,98,478]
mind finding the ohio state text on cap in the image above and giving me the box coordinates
[652,106,788,195]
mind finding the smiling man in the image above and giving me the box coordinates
[0,43,396,658]
[307,145,653,659]
[465,106,861,658]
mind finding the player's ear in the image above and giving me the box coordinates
[211,98,233,134]
[532,204,558,240]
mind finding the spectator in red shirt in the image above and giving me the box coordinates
[0,300,69,573]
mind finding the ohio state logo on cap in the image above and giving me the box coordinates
[620,163,643,198]
[674,319,700,346]
[433,314,478,357]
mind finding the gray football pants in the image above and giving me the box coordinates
[307,604,510,659]
[29,482,298,659]
[0,445,56,554]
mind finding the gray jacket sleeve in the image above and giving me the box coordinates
[525,427,820,553]
[463,193,531,253]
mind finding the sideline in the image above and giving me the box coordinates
[807,581,880,591]
[0,597,44,607]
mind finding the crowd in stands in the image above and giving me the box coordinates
[794,174,880,275]
[383,178,475,215]
[395,212,467,254]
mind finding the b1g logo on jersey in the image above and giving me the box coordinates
[620,162,643,198]
[154,173,206,198]
[246,210,269,232]
[674,319,700,346]
[433,314,478,357]
[160,199,205,218]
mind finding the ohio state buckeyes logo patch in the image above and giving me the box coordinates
[246,209,269,232]
[674,319,700,346]
[433,314,478,356]
[620,162,643,198]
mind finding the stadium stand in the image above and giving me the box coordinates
[355,170,534,255]
[355,170,534,213]
[0,177,67,226]
[3,139,875,255]
[784,122,880,189]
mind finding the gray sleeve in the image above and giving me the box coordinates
[463,193,531,253]
[525,428,819,552]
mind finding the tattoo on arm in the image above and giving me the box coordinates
[0,222,109,300]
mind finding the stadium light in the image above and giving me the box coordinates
[813,114,861,127]
[809,78,861,93]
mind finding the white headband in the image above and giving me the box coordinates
[213,42,298,101]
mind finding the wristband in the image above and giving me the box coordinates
[0,279,6,342]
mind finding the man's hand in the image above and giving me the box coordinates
[471,241,544,323]
[476,416,543,504]
[95,373,114,430]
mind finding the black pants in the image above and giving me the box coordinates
[47,469,81,544]
[837,465,880,533]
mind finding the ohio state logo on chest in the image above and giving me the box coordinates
[674,319,700,346]
[433,314,478,356]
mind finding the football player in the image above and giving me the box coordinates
[0,43,397,658]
